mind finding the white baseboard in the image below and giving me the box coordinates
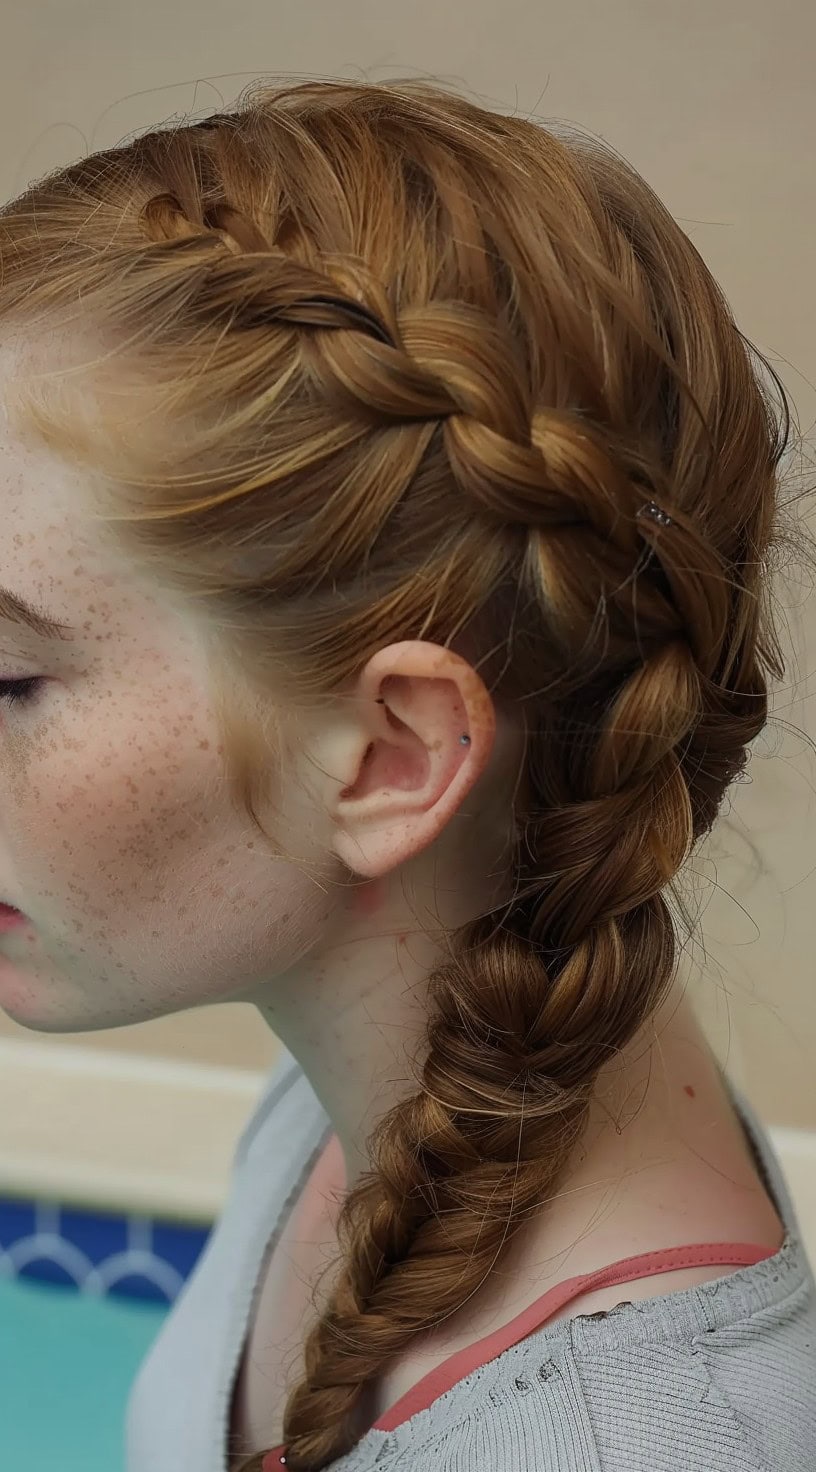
[0,1037,270,1222]
[1,1038,815,1264]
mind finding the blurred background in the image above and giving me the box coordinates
[1,3,815,1468]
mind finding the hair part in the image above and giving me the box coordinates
[0,77,796,1469]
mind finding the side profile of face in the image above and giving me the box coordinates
[0,343,515,1038]
[0,364,336,1034]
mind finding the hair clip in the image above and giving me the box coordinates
[636,500,673,528]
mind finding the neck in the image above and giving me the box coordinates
[254,885,445,1189]
[251,861,716,1199]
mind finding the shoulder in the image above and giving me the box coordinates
[358,1319,813,1472]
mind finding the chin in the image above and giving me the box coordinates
[6,1009,130,1035]
[0,964,153,1035]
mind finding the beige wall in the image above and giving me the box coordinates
[1,2,815,1130]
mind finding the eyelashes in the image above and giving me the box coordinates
[0,677,45,707]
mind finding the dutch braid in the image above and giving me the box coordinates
[133,210,765,1469]
[1,85,787,1472]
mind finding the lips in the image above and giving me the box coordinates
[0,903,28,931]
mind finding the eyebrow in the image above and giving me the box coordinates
[0,588,75,642]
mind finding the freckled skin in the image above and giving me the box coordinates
[0,419,340,1034]
[0,343,517,1184]
[0,345,785,1373]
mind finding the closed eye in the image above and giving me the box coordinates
[0,678,45,706]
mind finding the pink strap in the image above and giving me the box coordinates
[262,1238,776,1470]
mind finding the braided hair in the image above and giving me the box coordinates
[0,79,791,1470]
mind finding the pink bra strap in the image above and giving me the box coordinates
[372,1240,775,1432]
[262,1238,777,1470]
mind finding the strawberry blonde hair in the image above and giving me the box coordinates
[0,78,795,1470]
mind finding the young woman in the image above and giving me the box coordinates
[0,79,812,1472]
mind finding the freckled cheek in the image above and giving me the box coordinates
[6,764,140,915]
[5,731,211,923]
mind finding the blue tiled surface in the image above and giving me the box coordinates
[152,1216,214,1282]
[0,1193,212,1304]
[59,1203,129,1263]
[0,1197,34,1240]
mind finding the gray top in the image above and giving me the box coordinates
[126,1048,816,1470]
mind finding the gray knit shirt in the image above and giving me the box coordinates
[127,1049,816,1471]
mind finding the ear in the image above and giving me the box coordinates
[324,640,497,879]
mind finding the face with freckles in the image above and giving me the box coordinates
[0,351,348,1034]
[0,329,518,1057]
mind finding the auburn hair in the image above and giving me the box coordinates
[0,78,794,1470]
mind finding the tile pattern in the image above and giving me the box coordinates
[0,1194,211,1304]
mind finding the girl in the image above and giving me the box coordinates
[0,78,813,1472]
